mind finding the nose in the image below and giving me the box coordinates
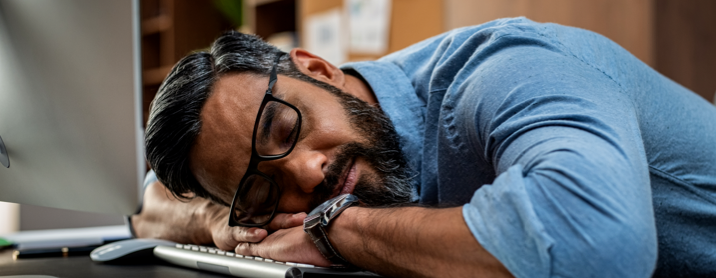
[280,147,327,194]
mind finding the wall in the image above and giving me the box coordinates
[444,0,654,66]
[299,0,444,61]
[444,0,716,101]
[655,0,716,101]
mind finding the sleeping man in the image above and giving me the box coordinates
[131,18,716,277]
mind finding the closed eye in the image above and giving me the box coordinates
[259,101,280,145]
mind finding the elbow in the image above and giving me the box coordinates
[552,219,657,278]
[605,224,657,277]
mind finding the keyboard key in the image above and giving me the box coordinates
[235,254,244,258]
[285,262,298,266]
[296,263,315,268]
[244,255,254,259]
[217,251,225,255]
[225,252,235,257]
[264,259,274,263]
[191,247,199,251]
[274,261,285,265]
[254,257,264,262]
[175,244,183,248]
[208,250,217,254]
[199,247,208,252]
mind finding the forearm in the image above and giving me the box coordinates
[131,180,224,245]
[330,206,512,278]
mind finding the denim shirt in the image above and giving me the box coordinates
[342,18,716,277]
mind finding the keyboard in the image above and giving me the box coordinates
[154,243,380,278]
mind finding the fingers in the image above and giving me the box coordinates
[235,227,268,243]
[234,228,287,259]
[214,212,306,251]
[213,226,268,251]
[234,241,261,257]
[267,212,307,232]
[234,227,333,267]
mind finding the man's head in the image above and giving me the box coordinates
[145,31,412,214]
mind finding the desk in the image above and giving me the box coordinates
[0,249,227,277]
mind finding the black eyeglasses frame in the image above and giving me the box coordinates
[228,54,302,227]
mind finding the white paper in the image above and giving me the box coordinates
[345,0,392,54]
[305,8,347,65]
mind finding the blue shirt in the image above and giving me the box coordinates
[342,17,716,277]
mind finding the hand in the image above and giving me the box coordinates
[235,225,331,267]
[131,180,267,248]
[206,212,267,251]
[209,211,306,251]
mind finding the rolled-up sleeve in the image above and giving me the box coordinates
[461,42,657,278]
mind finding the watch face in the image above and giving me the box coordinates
[309,199,332,216]
[308,194,358,217]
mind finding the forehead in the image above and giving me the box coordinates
[189,72,268,202]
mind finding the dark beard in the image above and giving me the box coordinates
[306,79,413,209]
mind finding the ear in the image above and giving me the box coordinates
[289,48,346,88]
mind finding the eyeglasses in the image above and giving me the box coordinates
[228,54,302,227]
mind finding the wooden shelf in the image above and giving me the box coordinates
[142,66,174,86]
[141,14,172,35]
[139,0,232,126]
[245,0,283,6]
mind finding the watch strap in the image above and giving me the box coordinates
[304,194,359,266]
[305,220,350,266]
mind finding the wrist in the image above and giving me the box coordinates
[326,206,363,261]
[197,200,228,243]
[303,194,359,266]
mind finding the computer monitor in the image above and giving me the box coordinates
[0,0,143,216]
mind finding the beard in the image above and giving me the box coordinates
[306,77,413,209]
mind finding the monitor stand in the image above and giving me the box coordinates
[0,135,9,168]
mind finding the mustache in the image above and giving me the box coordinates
[307,143,367,210]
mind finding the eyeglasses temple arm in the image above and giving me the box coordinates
[266,54,282,93]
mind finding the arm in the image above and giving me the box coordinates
[331,206,512,278]
[131,180,302,250]
[240,45,657,277]
[459,44,658,277]
[236,205,511,278]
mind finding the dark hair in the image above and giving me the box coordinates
[145,31,318,204]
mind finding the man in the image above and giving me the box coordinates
[132,18,716,277]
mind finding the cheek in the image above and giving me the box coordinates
[309,105,362,142]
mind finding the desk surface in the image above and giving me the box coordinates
[0,248,227,277]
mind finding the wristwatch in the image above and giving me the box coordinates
[303,194,359,267]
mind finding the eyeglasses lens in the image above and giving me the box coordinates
[233,174,280,225]
[255,100,300,157]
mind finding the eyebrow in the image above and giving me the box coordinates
[271,87,286,99]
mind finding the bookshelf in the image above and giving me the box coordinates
[139,0,232,125]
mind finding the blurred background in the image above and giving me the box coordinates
[1,0,714,234]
